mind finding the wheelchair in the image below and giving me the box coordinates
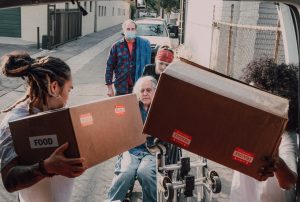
[156,143,222,202]
[123,141,222,202]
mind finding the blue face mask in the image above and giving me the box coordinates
[125,31,136,40]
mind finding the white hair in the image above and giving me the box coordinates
[122,19,137,31]
[133,76,157,100]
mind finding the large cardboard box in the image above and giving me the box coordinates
[143,59,289,180]
[9,94,145,168]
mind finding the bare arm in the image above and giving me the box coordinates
[259,156,297,190]
[1,143,86,193]
[1,159,44,193]
[275,157,298,189]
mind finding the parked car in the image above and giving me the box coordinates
[135,18,178,63]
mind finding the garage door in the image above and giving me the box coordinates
[0,8,21,37]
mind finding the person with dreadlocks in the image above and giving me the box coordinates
[142,45,174,81]
[230,58,298,202]
[0,51,87,202]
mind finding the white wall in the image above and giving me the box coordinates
[278,3,299,64]
[55,2,77,10]
[183,0,216,67]
[20,0,130,42]
[82,1,97,36]
[21,5,48,42]
[95,0,130,32]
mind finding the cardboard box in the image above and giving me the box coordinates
[9,94,145,168]
[143,59,289,180]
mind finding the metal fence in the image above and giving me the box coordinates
[209,2,285,79]
[48,6,82,48]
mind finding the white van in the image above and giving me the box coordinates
[135,18,178,62]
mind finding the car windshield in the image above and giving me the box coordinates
[136,23,168,37]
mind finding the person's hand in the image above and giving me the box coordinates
[259,154,297,189]
[107,85,114,97]
[258,156,279,181]
[44,142,87,178]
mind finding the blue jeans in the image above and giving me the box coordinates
[107,151,157,202]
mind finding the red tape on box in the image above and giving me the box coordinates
[171,129,192,148]
[232,147,255,166]
[115,104,126,116]
[80,113,94,127]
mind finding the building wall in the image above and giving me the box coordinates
[183,0,215,67]
[82,1,97,36]
[21,5,48,42]
[19,0,130,42]
[94,0,130,32]
[81,0,130,36]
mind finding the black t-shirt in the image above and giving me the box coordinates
[142,64,160,81]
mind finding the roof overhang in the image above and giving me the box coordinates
[0,0,130,9]
[0,0,299,9]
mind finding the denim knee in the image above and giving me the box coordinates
[136,156,156,182]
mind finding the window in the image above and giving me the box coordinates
[136,0,146,9]
[104,7,106,16]
[102,6,104,16]
[90,1,92,12]
[136,23,168,37]
[84,1,87,9]
[112,7,114,16]
[98,6,101,16]
[65,2,69,10]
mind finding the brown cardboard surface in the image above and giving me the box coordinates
[69,94,145,168]
[143,60,289,180]
[9,94,145,168]
[9,109,79,165]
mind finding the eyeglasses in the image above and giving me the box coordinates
[158,61,170,66]
[140,88,153,94]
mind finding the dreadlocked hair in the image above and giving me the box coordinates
[241,57,298,132]
[1,51,71,114]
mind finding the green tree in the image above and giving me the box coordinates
[145,0,160,13]
[144,0,179,17]
[160,0,180,13]
[130,3,136,19]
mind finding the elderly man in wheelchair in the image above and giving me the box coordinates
[106,76,221,202]
[106,76,159,202]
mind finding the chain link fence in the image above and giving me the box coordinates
[210,2,285,79]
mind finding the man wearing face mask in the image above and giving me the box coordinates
[105,19,151,96]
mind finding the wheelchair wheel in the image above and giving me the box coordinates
[210,176,221,193]
[164,183,174,202]
[209,170,219,179]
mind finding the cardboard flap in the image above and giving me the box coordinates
[164,60,289,119]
